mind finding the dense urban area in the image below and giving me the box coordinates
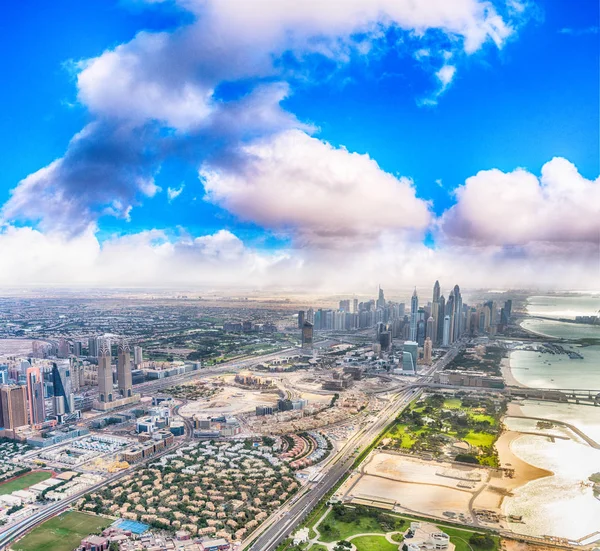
[0,286,598,551]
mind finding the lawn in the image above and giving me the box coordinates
[319,513,385,542]
[463,431,496,448]
[436,525,500,551]
[0,471,52,495]
[352,535,399,551]
[12,511,112,551]
[443,398,463,409]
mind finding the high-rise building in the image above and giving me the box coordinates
[426,316,435,341]
[0,385,28,430]
[117,342,133,398]
[453,285,462,341]
[446,292,455,344]
[301,321,314,350]
[403,341,418,373]
[52,362,75,417]
[298,310,305,329]
[133,346,143,367]
[442,315,451,346]
[306,308,314,324]
[352,298,359,314]
[72,341,82,357]
[98,341,114,403]
[376,286,386,310]
[58,338,70,359]
[423,337,433,365]
[436,295,445,345]
[430,302,439,345]
[402,351,415,372]
[416,320,426,347]
[433,280,440,303]
[410,288,418,341]
[26,366,45,426]
[88,337,99,358]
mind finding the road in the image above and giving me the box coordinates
[247,343,462,551]
[0,439,187,551]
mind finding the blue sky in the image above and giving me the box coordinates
[0,0,598,290]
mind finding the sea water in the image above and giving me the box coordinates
[503,295,600,539]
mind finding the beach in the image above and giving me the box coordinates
[500,357,523,388]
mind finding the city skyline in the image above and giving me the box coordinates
[0,0,598,291]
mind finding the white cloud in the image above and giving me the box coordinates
[440,157,600,246]
[201,130,431,247]
[437,65,456,88]
[3,0,526,232]
[0,224,596,292]
[167,183,185,202]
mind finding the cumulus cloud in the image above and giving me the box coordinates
[440,157,600,246]
[201,130,431,247]
[2,122,161,234]
[3,0,525,232]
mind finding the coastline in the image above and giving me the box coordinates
[500,356,524,388]
[494,430,553,491]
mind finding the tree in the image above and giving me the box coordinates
[455,453,479,464]
[470,534,495,549]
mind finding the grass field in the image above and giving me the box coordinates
[463,431,496,448]
[437,525,500,551]
[0,471,52,495]
[12,511,112,551]
[352,535,398,551]
[319,514,385,542]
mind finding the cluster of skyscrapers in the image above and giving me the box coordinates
[298,282,513,355]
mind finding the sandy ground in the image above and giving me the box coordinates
[363,452,487,491]
[179,386,279,417]
[350,474,474,518]
[501,357,524,387]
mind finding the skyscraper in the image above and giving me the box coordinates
[88,337,99,358]
[0,385,28,430]
[436,295,445,345]
[431,281,440,344]
[426,316,435,341]
[117,342,133,399]
[432,280,440,304]
[301,321,314,350]
[133,346,143,367]
[297,310,305,329]
[52,362,74,417]
[453,284,462,341]
[376,286,386,309]
[98,341,114,403]
[446,291,455,344]
[442,315,451,346]
[423,337,433,365]
[410,288,418,342]
[403,341,418,373]
[26,366,45,426]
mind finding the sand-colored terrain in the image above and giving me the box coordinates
[501,357,524,387]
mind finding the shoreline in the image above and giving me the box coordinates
[500,356,525,388]
[494,430,554,492]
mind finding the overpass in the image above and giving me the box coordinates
[409,380,600,406]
